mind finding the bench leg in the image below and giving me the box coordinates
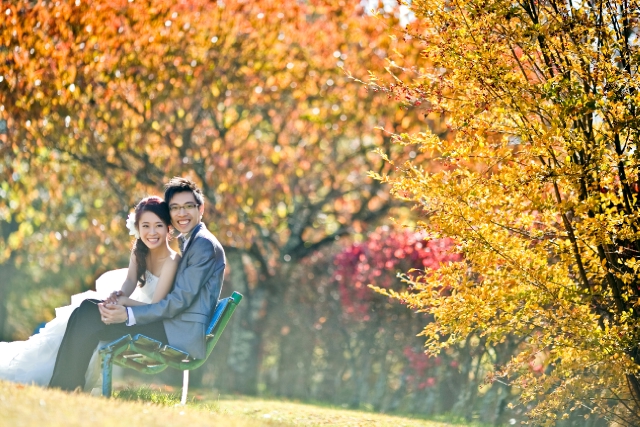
[180,370,189,405]
[101,352,114,398]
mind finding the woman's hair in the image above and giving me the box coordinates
[132,196,171,287]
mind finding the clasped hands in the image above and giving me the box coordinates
[98,290,128,325]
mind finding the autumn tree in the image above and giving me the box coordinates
[370,1,640,425]
[0,0,428,393]
[0,0,156,339]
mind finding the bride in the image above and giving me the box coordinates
[0,196,180,389]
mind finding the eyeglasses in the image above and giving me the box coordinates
[169,203,199,213]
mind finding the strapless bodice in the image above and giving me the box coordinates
[131,271,158,304]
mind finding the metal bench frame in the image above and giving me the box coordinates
[99,291,242,402]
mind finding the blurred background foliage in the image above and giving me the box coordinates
[0,0,536,425]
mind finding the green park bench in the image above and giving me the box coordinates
[99,291,243,403]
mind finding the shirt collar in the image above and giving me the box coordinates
[180,223,201,248]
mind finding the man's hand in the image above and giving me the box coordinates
[98,303,128,325]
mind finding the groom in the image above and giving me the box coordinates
[49,177,226,391]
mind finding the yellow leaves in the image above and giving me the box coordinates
[276,202,287,219]
[270,151,280,165]
[370,1,640,421]
[8,230,24,250]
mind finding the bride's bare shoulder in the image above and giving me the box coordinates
[160,251,181,276]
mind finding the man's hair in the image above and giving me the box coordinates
[164,177,205,206]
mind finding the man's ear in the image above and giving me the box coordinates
[198,203,205,218]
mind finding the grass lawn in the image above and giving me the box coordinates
[215,396,472,427]
[1,380,473,427]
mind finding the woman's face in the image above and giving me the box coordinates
[138,211,168,250]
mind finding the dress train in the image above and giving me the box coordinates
[0,269,157,389]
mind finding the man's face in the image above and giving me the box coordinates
[168,191,204,234]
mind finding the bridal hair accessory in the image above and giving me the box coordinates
[126,212,140,239]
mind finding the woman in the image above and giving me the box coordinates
[0,196,180,389]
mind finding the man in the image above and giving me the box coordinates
[49,177,225,391]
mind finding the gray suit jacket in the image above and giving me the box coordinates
[131,223,225,359]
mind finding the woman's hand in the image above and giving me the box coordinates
[105,290,123,305]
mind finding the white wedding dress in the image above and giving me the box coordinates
[0,268,158,389]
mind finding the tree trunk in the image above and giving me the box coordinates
[276,323,314,399]
[0,260,14,341]
[0,281,8,341]
[225,249,266,395]
[352,339,373,408]
[371,339,390,411]
[314,326,347,403]
[0,220,17,342]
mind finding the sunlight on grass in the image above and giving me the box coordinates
[215,396,472,427]
[110,386,473,426]
[115,385,182,404]
[0,381,280,427]
[1,381,471,427]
